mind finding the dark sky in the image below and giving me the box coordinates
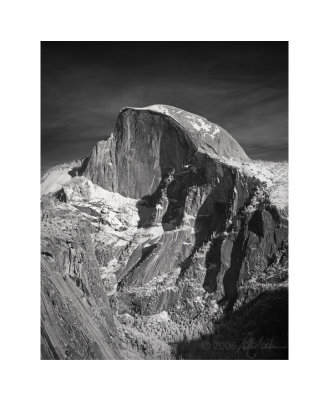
[41,42,288,174]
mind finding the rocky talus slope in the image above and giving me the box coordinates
[41,105,288,359]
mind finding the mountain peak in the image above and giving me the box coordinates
[82,105,250,198]
[41,104,288,360]
[119,105,249,163]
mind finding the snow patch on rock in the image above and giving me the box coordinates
[41,159,86,195]
[41,169,72,195]
[220,157,288,212]
[197,118,212,132]
[190,121,202,131]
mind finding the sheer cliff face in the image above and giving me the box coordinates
[84,105,249,199]
[41,105,288,360]
[115,109,196,199]
[84,137,117,193]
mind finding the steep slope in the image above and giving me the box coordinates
[41,195,123,359]
[41,105,288,359]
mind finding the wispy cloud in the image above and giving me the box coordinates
[41,42,288,172]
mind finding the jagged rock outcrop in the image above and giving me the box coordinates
[41,104,288,359]
[114,149,288,318]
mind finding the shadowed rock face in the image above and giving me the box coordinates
[115,150,288,317]
[115,109,195,198]
[41,105,287,360]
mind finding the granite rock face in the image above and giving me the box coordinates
[41,105,288,359]
[41,196,122,359]
[84,136,117,193]
[84,105,249,198]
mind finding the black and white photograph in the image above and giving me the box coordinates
[3,1,329,399]
[41,41,288,360]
